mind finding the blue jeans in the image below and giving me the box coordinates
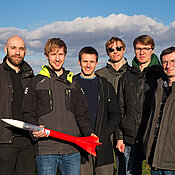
[36,152,80,175]
[124,144,145,175]
[151,167,175,175]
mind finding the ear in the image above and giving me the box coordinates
[24,48,27,56]
[46,55,49,60]
[78,60,81,66]
[4,46,7,55]
[151,49,154,55]
[123,48,126,54]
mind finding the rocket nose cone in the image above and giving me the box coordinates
[1,119,24,129]
[1,119,10,123]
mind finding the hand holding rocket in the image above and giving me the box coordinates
[1,119,102,156]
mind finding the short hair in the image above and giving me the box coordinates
[44,38,67,56]
[79,46,98,62]
[105,37,126,55]
[133,35,155,49]
[160,46,175,63]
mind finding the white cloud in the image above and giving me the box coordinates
[0,14,175,73]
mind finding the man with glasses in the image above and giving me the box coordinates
[96,37,129,94]
[144,47,175,175]
[96,37,129,175]
[116,35,164,175]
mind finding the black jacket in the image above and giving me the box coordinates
[22,66,93,155]
[144,79,175,170]
[75,74,122,167]
[0,56,34,143]
[117,54,164,145]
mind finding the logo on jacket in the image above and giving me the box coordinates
[24,87,29,94]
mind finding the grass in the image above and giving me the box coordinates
[142,160,151,175]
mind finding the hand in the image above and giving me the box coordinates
[33,125,49,138]
[116,140,125,153]
[91,133,99,142]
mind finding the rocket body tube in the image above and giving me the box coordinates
[1,119,101,156]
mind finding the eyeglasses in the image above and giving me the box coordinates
[108,46,123,53]
[135,48,153,53]
[162,59,175,66]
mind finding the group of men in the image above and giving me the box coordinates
[0,34,175,175]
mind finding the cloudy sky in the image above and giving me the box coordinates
[0,0,175,74]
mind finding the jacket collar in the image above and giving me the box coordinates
[132,53,160,72]
[39,65,73,84]
[106,57,129,74]
[2,55,34,77]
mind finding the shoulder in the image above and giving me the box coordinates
[97,75,113,89]
[96,66,107,74]
[27,74,46,88]
[120,68,132,79]
[22,61,34,73]
[0,63,4,72]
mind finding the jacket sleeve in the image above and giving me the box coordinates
[22,78,39,126]
[73,80,94,136]
[115,75,125,140]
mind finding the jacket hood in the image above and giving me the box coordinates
[39,65,51,78]
[132,53,160,72]
[39,65,73,84]
[106,57,129,73]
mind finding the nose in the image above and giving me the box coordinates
[87,61,91,67]
[166,62,171,68]
[55,54,60,61]
[15,48,20,55]
[113,48,118,54]
[139,49,144,54]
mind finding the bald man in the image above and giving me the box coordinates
[0,36,35,175]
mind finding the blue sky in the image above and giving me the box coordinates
[0,0,175,73]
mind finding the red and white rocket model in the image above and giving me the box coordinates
[1,119,102,156]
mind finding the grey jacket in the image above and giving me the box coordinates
[144,78,175,170]
[96,58,129,94]
[22,66,93,155]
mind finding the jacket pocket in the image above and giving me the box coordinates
[65,88,74,113]
[37,89,53,116]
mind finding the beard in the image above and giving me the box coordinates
[7,50,24,66]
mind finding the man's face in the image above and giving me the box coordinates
[78,53,98,78]
[46,47,66,71]
[107,41,125,62]
[162,52,175,78]
[4,37,26,66]
[134,42,154,64]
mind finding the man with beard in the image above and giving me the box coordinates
[0,36,35,175]
[75,46,122,175]
[22,38,95,175]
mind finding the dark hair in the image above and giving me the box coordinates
[160,46,175,62]
[133,35,155,49]
[105,37,126,55]
[44,38,67,56]
[79,46,98,62]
